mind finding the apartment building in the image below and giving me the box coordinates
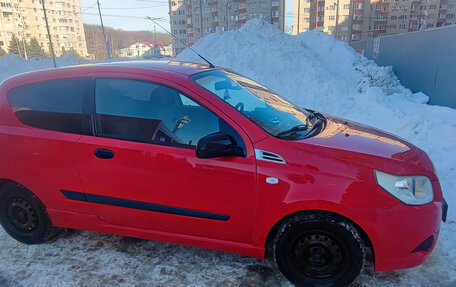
[169,0,286,55]
[0,0,87,57]
[293,0,456,42]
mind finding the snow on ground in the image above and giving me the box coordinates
[0,20,455,286]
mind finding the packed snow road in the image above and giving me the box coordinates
[1,20,455,286]
[0,227,453,287]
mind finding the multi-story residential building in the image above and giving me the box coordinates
[0,0,87,57]
[169,0,286,55]
[293,0,456,42]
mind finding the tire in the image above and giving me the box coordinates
[0,182,54,244]
[273,212,363,287]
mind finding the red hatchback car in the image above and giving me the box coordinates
[0,61,447,286]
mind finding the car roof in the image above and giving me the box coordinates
[86,60,216,76]
[0,60,219,90]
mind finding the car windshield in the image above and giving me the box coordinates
[192,70,319,140]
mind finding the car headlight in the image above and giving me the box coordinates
[374,170,433,205]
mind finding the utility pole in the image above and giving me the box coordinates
[10,0,24,58]
[199,0,204,39]
[20,18,28,60]
[154,25,157,42]
[334,0,340,39]
[41,0,56,68]
[225,2,230,31]
[269,0,273,24]
[297,0,300,34]
[97,0,111,59]
[348,0,355,43]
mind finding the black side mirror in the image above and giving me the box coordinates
[196,132,245,159]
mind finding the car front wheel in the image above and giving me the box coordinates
[273,212,364,287]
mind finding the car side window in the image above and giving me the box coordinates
[7,78,85,134]
[94,78,222,147]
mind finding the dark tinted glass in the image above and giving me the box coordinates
[95,78,221,147]
[8,78,85,134]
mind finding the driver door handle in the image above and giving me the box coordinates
[94,148,114,159]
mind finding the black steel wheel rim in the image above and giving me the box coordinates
[289,231,349,280]
[5,197,38,234]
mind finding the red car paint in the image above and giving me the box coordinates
[0,61,445,272]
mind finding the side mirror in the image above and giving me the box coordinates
[196,132,245,159]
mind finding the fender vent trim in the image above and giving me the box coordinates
[254,149,286,164]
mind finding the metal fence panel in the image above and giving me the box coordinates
[354,26,456,108]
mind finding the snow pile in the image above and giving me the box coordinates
[0,53,88,81]
[178,19,456,284]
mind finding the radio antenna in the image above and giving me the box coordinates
[145,16,214,68]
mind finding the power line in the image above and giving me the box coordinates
[81,2,97,12]
[81,4,168,10]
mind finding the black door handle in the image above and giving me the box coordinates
[94,148,114,159]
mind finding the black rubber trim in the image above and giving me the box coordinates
[61,189,87,201]
[60,190,230,221]
[442,199,448,223]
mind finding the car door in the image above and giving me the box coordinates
[76,75,257,243]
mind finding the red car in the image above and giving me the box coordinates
[0,61,447,286]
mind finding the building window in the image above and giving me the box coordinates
[352,34,361,41]
[343,4,350,9]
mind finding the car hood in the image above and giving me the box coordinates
[293,116,435,176]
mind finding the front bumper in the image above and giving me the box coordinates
[340,199,444,271]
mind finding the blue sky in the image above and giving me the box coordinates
[79,0,294,32]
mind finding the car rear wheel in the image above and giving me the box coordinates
[0,182,54,244]
[273,212,363,287]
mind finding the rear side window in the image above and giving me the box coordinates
[7,78,85,134]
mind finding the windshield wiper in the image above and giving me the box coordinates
[277,124,308,139]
